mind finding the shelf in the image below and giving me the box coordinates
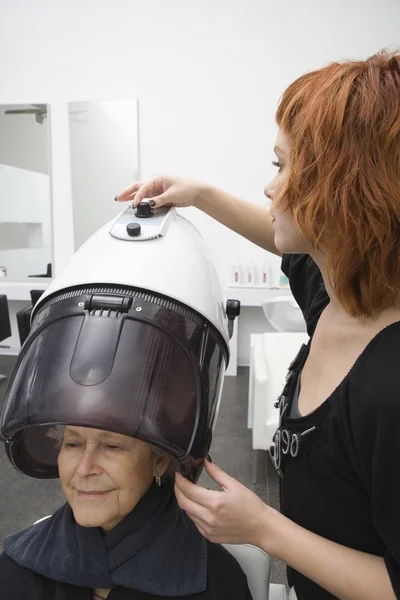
[224,286,292,307]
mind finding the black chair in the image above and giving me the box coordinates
[0,295,12,383]
[28,263,52,278]
[16,289,45,347]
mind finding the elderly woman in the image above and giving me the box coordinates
[0,425,252,599]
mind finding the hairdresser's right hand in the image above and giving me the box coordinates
[115,175,204,210]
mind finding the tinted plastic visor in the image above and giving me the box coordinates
[1,311,201,472]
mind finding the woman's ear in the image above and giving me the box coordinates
[154,454,172,477]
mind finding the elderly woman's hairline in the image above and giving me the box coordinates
[46,425,176,482]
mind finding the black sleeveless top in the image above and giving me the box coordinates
[269,254,400,600]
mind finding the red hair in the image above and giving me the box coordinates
[275,50,400,317]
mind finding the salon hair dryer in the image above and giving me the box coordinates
[0,203,240,481]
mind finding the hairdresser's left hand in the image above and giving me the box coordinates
[175,459,279,548]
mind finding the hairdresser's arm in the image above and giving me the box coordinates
[269,509,396,600]
[117,176,280,256]
[175,463,396,600]
[194,184,280,255]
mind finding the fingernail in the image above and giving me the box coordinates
[114,195,119,202]
[149,200,156,208]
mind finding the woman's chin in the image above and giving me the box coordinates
[274,233,310,255]
[71,504,118,530]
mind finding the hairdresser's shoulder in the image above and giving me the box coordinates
[350,320,400,410]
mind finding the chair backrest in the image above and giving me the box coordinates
[223,543,271,600]
[16,303,33,346]
[0,295,11,342]
[30,289,45,306]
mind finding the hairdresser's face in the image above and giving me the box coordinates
[264,130,311,254]
[58,427,168,532]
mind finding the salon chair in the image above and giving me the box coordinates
[0,295,12,382]
[248,332,309,483]
[16,289,45,346]
[28,263,52,278]
[224,543,297,599]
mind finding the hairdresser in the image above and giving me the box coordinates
[116,50,400,600]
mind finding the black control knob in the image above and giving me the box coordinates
[226,299,241,320]
[135,201,154,218]
[126,222,141,237]
[226,299,241,340]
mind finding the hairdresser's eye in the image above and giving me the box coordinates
[272,160,283,171]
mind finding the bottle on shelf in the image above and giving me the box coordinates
[231,264,243,286]
[279,273,290,288]
[245,264,257,286]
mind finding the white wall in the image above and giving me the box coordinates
[69,99,139,250]
[1,0,399,362]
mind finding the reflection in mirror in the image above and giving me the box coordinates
[0,104,53,280]
[68,99,139,250]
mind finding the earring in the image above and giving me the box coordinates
[155,476,162,487]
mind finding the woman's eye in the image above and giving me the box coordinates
[105,444,121,450]
[64,442,81,448]
[272,160,283,170]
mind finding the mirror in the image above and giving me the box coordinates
[68,99,139,250]
[0,104,53,280]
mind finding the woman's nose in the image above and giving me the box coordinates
[76,449,102,477]
[264,182,273,200]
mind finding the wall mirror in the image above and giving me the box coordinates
[68,98,139,250]
[0,104,53,280]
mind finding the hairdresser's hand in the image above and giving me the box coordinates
[175,459,280,549]
[115,175,206,210]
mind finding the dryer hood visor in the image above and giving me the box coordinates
[0,287,227,479]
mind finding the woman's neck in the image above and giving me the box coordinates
[92,589,111,600]
[311,250,347,318]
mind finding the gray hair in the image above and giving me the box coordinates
[47,425,177,485]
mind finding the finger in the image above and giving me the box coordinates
[176,489,214,524]
[119,191,137,202]
[204,460,233,491]
[132,181,165,207]
[188,516,211,540]
[175,472,221,508]
[133,188,174,209]
[116,182,144,201]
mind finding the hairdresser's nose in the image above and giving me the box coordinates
[264,181,273,201]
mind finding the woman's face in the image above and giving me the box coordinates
[264,129,311,254]
[58,427,169,532]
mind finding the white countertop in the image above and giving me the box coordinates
[224,285,292,306]
[0,279,50,301]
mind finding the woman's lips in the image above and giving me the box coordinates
[77,490,112,499]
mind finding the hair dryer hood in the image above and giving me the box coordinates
[0,204,240,481]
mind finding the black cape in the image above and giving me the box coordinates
[0,542,252,600]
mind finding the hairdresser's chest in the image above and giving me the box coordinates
[271,343,381,553]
